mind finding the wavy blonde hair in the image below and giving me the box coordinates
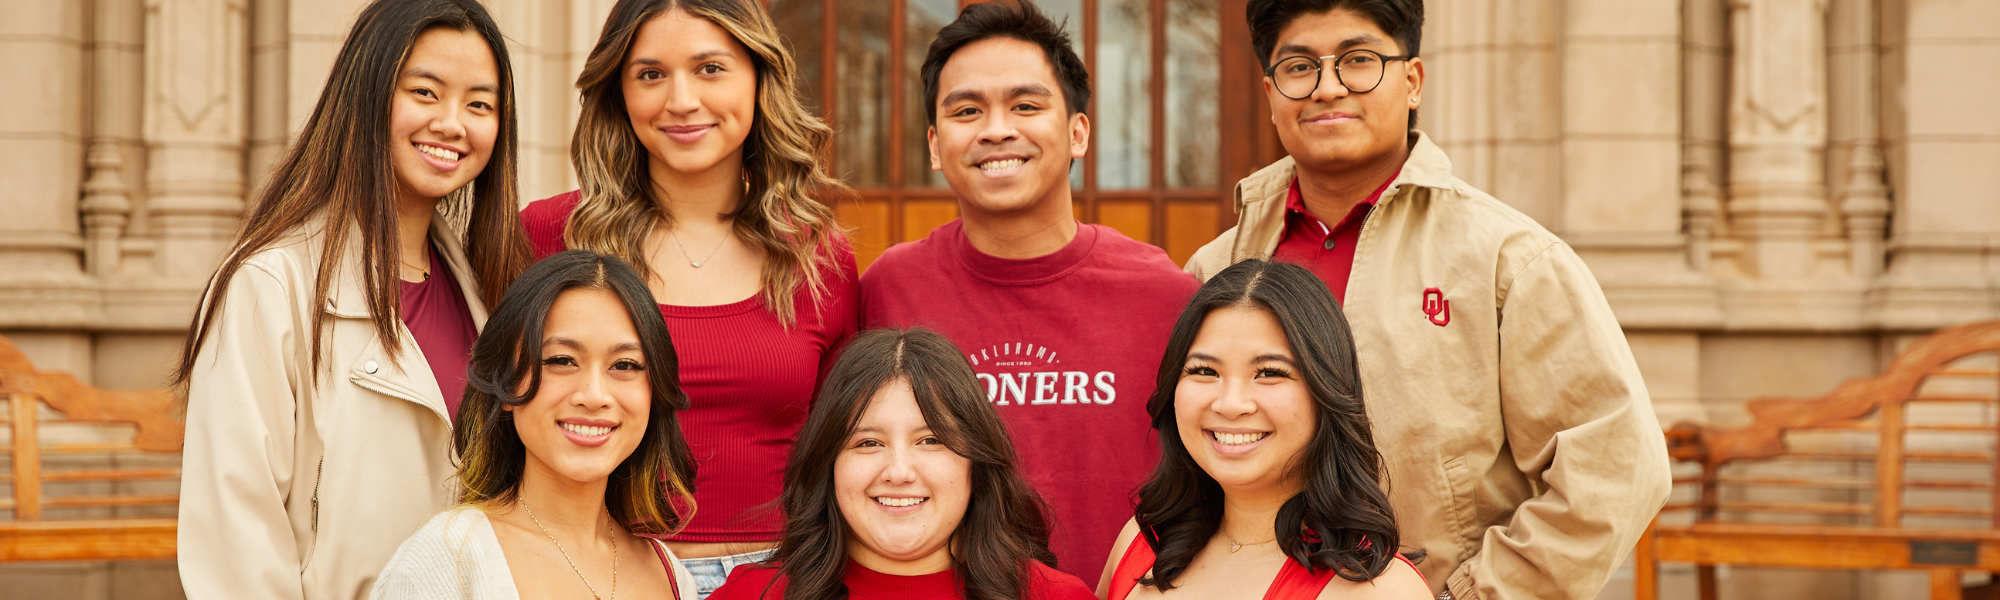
[567,0,845,326]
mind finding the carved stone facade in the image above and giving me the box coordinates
[1,0,1995,598]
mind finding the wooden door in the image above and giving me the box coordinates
[768,0,1284,269]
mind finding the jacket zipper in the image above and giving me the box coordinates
[307,457,324,559]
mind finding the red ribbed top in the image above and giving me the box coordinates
[521,192,860,542]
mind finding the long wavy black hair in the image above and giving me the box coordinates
[764,327,1056,600]
[453,250,697,535]
[1133,259,1407,591]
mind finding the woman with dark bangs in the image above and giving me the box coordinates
[707,328,1096,600]
[1098,260,1429,600]
[373,251,700,599]
[172,0,531,597]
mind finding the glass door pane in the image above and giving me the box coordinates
[1165,0,1218,188]
[903,0,957,187]
[836,1,891,186]
[769,0,825,115]
[1095,0,1152,189]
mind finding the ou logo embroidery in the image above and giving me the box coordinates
[1421,288,1450,327]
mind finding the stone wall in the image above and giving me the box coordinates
[2,0,1996,598]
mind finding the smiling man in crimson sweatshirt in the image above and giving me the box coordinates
[858,1,1200,582]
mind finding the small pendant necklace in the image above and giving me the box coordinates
[399,257,429,281]
[668,226,728,268]
[521,500,618,600]
[1223,529,1277,554]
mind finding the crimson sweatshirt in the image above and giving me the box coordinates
[859,218,1199,580]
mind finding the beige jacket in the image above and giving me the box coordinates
[1185,132,1672,600]
[179,213,487,600]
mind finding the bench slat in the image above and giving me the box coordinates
[0,519,176,562]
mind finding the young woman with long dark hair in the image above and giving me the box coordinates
[1098,260,1429,600]
[706,328,1096,600]
[372,251,699,599]
[517,1,858,594]
[172,0,531,598]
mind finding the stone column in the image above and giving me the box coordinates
[1682,0,1729,275]
[1560,0,1722,329]
[1421,0,1563,228]
[1724,0,1829,282]
[82,0,149,278]
[144,0,249,281]
[1869,0,2000,328]
[1827,0,1890,279]
[0,2,93,327]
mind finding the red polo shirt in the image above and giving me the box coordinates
[1271,172,1397,304]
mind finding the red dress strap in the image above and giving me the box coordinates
[1108,535,1427,600]
[1106,534,1158,600]
[1265,553,1429,599]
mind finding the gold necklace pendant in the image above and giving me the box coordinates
[522,500,619,600]
[1222,529,1276,554]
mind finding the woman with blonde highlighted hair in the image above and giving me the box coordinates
[373,250,700,599]
[518,0,858,596]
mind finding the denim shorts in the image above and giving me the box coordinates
[682,547,777,599]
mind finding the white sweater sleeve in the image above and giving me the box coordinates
[370,509,517,600]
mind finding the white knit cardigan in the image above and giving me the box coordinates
[370,507,698,600]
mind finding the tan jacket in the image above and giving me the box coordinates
[179,213,487,600]
[1186,132,1672,600]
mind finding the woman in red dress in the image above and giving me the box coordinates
[1099,260,1430,600]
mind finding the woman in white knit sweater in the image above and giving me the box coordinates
[373,251,701,599]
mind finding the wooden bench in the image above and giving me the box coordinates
[0,333,182,561]
[1634,320,2000,600]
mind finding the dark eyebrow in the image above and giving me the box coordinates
[1335,33,1388,52]
[1275,34,1390,59]
[1186,352,1218,363]
[940,83,1054,108]
[403,67,497,94]
[612,342,642,353]
[1253,354,1299,367]
[542,337,582,350]
[692,49,736,61]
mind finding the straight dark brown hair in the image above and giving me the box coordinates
[763,327,1055,600]
[453,250,698,534]
[1133,260,1408,591]
[170,0,532,400]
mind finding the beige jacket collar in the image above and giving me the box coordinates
[323,211,489,326]
[1224,130,1455,263]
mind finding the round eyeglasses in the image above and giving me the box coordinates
[1265,49,1413,99]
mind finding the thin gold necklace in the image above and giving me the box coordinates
[521,499,618,600]
[667,226,728,268]
[399,257,429,281]
[1222,527,1277,554]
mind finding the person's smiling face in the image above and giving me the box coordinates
[927,37,1088,219]
[835,379,972,576]
[1262,8,1423,170]
[620,9,758,178]
[389,27,500,205]
[1174,305,1318,495]
[507,288,652,487]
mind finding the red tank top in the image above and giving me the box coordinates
[1103,534,1425,600]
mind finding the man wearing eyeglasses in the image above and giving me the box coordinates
[1185,2,1672,600]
